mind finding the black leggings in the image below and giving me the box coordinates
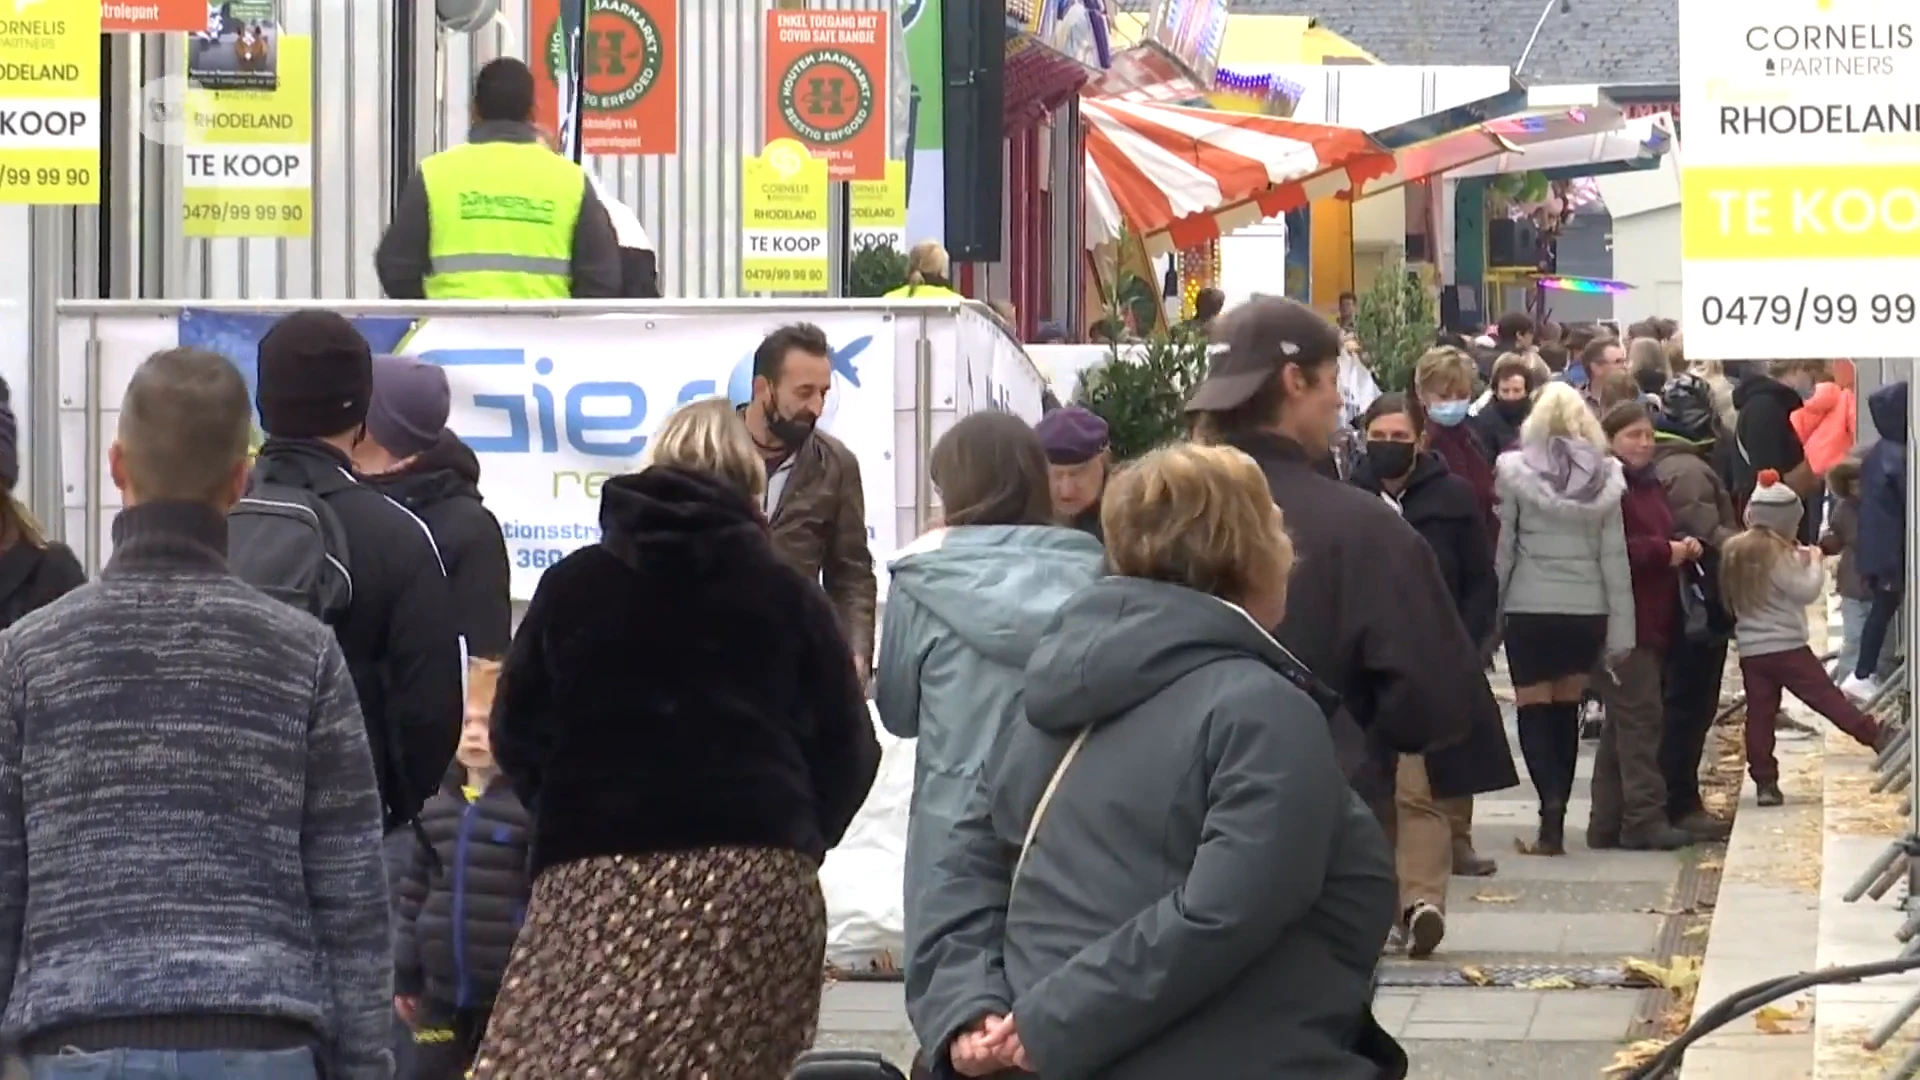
[1856,584,1904,680]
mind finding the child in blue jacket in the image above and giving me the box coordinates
[395,659,532,1080]
[1845,381,1908,701]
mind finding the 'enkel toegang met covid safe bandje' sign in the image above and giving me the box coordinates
[1682,2,1920,358]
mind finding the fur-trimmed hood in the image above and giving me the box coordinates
[1496,441,1626,520]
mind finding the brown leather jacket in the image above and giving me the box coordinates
[768,429,877,662]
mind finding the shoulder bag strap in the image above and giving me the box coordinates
[1013,727,1092,888]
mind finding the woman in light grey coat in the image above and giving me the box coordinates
[907,444,1404,1080]
[876,412,1105,972]
[1494,382,1634,856]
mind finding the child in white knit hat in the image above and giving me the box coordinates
[1721,470,1885,806]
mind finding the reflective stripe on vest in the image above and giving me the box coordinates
[428,253,573,276]
[418,141,586,301]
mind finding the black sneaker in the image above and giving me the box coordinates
[1405,901,1445,959]
[1756,781,1785,807]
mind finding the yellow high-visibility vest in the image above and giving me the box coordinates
[419,141,586,300]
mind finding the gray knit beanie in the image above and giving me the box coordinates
[1744,469,1803,536]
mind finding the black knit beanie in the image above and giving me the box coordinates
[255,310,374,439]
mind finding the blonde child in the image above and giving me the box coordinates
[393,660,530,1080]
[1724,471,1883,806]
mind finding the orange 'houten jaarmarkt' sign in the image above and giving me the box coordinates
[764,9,888,182]
[533,0,680,156]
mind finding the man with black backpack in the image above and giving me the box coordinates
[234,310,464,833]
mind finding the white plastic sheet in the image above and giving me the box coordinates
[821,705,913,970]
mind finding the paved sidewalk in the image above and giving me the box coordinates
[816,709,1708,1077]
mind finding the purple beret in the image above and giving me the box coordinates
[1034,406,1109,465]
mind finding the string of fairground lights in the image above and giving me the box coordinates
[1180,242,1220,319]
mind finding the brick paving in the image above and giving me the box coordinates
[818,687,1708,1077]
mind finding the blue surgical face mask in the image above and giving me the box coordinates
[1427,400,1471,427]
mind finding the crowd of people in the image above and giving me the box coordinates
[0,289,1900,1080]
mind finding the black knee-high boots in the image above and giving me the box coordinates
[1516,702,1578,854]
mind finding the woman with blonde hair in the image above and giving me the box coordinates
[1494,381,1633,855]
[641,395,767,503]
[908,442,1404,1079]
[886,240,963,299]
[475,396,881,1078]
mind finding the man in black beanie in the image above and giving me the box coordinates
[236,310,463,832]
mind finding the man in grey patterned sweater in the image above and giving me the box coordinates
[0,348,393,1080]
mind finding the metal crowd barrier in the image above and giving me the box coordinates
[1841,643,1920,1076]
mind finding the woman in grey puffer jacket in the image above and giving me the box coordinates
[1494,382,1634,855]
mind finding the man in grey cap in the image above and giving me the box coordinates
[1033,406,1109,542]
[357,357,512,662]
[1186,297,1509,816]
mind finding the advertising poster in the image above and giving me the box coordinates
[0,0,100,205]
[901,0,943,245]
[104,0,208,32]
[1680,0,1920,357]
[850,160,908,254]
[766,9,889,182]
[532,0,678,156]
[741,139,829,294]
[187,0,279,92]
[182,34,312,238]
[176,309,417,449]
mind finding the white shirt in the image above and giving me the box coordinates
[1337,350,1381,429]
[584,171,653,252]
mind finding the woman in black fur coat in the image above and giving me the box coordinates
[473,399,881,1080]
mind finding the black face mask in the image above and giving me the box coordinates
[763,400,818,448]
[1494,398,1531,424]
[1365,440,1416,480]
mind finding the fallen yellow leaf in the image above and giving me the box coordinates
[1604,1039,1672,1074]
[1754,1004,1811,1035]
[1459,965,1493,987]
[1684,924,1710,939]
[1624,955,1702,993]
[1520,975,1580,990]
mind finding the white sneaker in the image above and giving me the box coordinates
[1840,674,1880,702]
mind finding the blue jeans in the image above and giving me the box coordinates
[26,1048,317,1080]
[1838,596,1871,680]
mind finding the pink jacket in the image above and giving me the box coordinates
[1791,381,1855,476]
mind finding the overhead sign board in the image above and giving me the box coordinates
[1681,0,1920,357]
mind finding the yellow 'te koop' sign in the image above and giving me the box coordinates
[0,0,101,204]
[741,138,829,294]
[1683,164,1920,260]
[183,34,313,238]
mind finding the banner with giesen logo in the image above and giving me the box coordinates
[181,33,311,238]
[0,0,100,205]
[401,313,896,599]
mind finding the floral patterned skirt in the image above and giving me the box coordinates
[470,846,826,1080]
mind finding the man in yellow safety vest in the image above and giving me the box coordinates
[375,58,622,301]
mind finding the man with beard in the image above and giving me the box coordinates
[742,323,878,679]
[356,357,512,661]
[1033,406,1109,541]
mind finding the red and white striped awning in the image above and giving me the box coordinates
[1082,97,1395,256]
